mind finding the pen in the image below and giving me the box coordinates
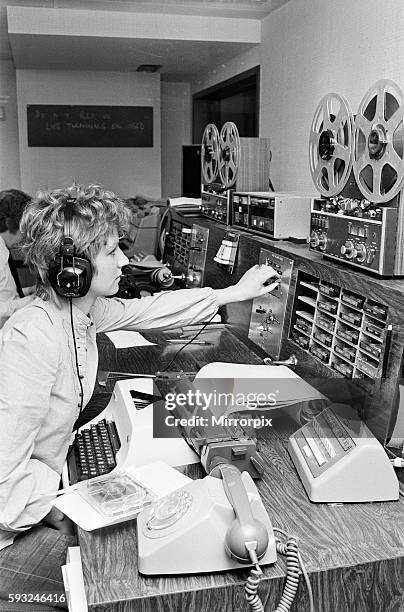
[40,484,79,497]
[166,339,213,345]
[97,370,156,386]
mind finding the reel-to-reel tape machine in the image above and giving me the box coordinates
[200,122,270,224]
[309,79,404,276]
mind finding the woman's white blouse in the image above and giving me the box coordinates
[0,288,218,549]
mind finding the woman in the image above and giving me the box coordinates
[0,189,35,328]
[0,184,279,610]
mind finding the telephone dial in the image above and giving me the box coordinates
[137,464,276,575]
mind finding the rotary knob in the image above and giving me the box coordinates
[257,324,271,333]
[340,240,357,259]
[187,271,201,285]
[318,235,327,251]
[309,232,320,248]
[355,244,367,263]
[366,248,375,264]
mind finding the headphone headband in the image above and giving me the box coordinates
[64,197,75,241]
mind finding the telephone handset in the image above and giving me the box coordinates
[216,463,269,564]
[137,468,276,575]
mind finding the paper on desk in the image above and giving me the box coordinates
[53,461,191,531]
[195,362,325,415]
[62,547,87,612]
[106,330,156,348]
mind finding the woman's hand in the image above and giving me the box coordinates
[214,265,280,306]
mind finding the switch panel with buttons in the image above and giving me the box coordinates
[201,187,231,225]
[164,221,209,288]
[185,225,209,287]
[248,248,294,359]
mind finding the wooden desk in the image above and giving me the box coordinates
[78,328,404,612]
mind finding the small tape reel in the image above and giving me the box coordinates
[218,121,241,189]
[201,123,220,184]
[309,93,355,197]
[353,79,404,203]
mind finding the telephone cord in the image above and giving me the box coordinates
[274,528,314,612]
[243,530,314,612]
[273,537,300,612]
[245,564,264,612]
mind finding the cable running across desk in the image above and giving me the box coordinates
[160,310,218,372]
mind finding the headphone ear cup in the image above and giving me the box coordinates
[49,255,93,298]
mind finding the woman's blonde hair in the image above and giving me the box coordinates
[20,184,130,299]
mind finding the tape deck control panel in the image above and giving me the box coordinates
[309,80,404,276]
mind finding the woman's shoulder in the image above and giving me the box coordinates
[3,298,61,333]
[0,299,63,362]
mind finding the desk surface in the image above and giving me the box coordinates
[79,328,404,612]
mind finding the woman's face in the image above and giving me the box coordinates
[1,229,22,249]
[89,231,129,298]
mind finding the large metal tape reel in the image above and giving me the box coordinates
[201,123,220,184]
[353,79,404,203]
[218,122,241,189]
[309,93,354,197]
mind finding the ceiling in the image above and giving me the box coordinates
[1,0,291,81]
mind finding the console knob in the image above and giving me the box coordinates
[318,235,327,251]
[356,244,367,263]
[309,232,320,248]
[340,240,356,259]
[187,271,201,285]
[366,248,375,264]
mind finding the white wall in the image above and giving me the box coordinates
[16,69,162,198]
[191,45,260,94]
[259,0,404,193]
[161,81,192,198]
[8,0,404,199]
[0,60,20,190]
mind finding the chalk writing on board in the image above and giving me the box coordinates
[27,105,153,147]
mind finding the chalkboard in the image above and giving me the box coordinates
[27,105,153,147]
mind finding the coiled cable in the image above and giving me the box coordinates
[245,564,264,612]
[243,528,314,612]
[274,537,300,612]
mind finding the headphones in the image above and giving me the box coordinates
[48,197,93,298]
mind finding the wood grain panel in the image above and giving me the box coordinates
[236,137,271,192]
[79,330,404,612]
